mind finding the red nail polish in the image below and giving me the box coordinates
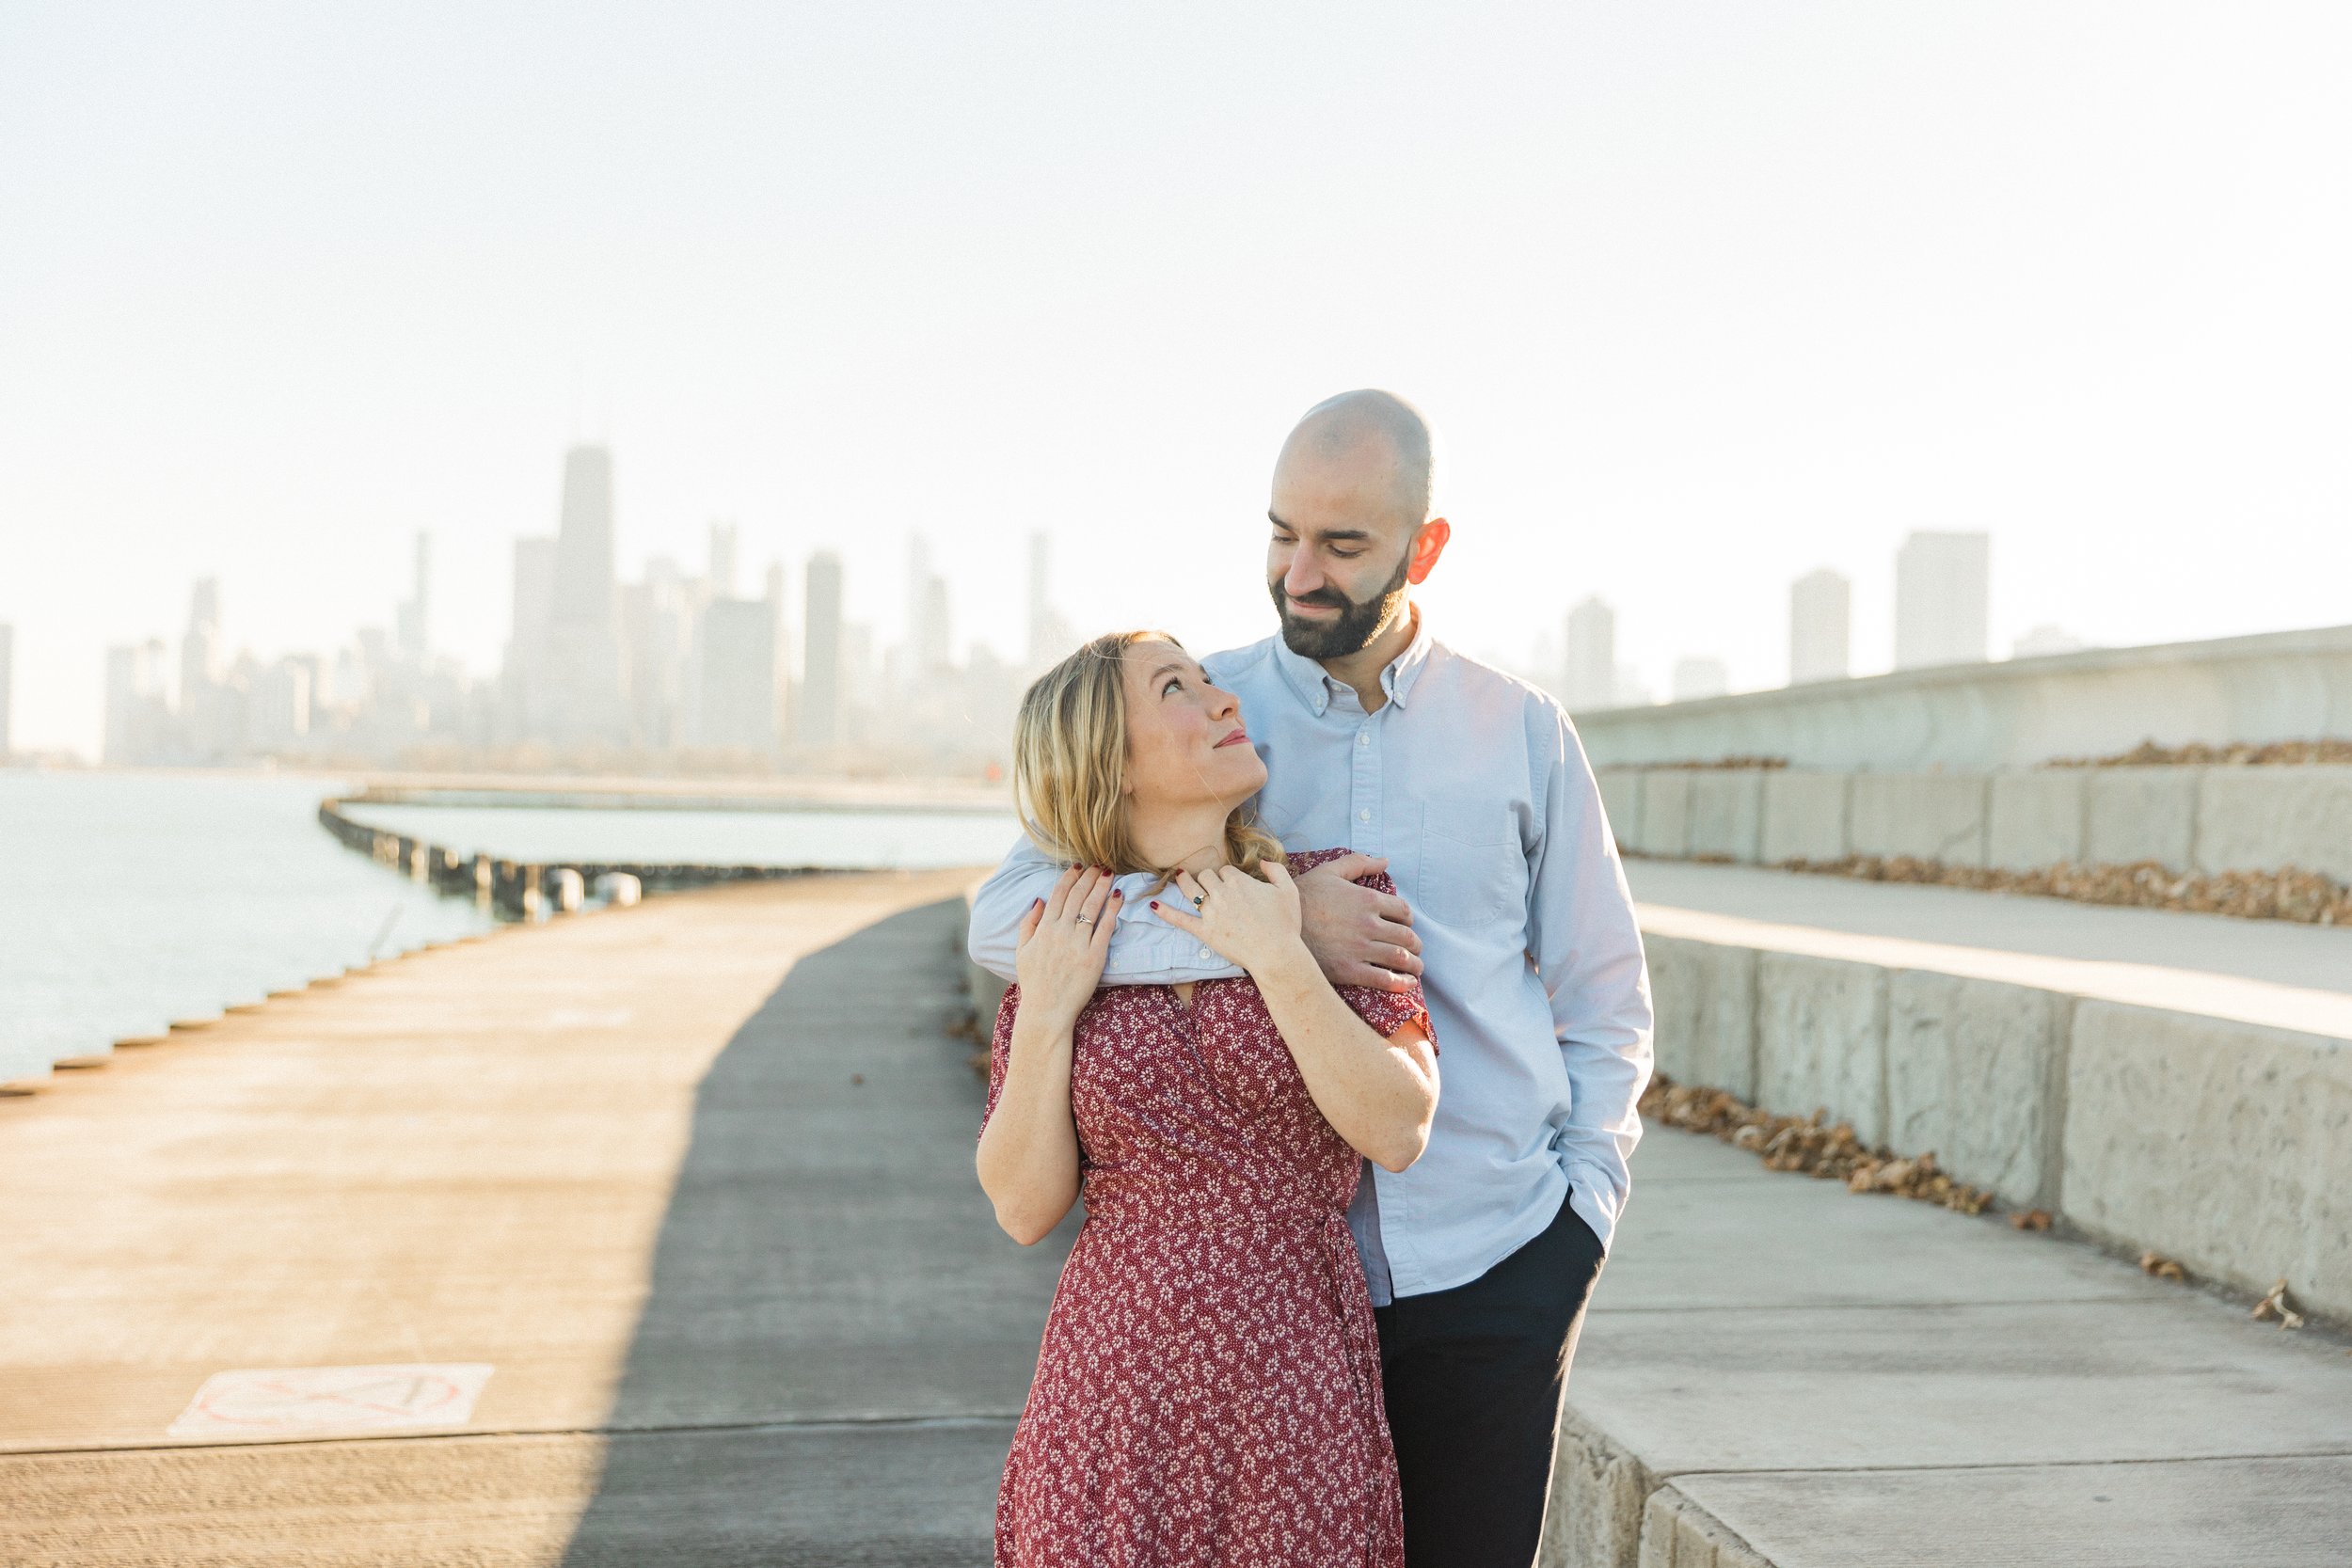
[1149,901,1160,911]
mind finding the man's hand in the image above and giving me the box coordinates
[1295,853,1422,992]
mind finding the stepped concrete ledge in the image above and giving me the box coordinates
[1546,1129,2352,1567]
[0,870,1065,1566]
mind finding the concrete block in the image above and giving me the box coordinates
[1884,972,2071,1208]
[1541,1408,1654,1568]
[1674,1457,2352,1568]
[1639,1488,1773,1568]
[2085,766,2201,870]
[1757,772,1849,864]
[1685,772,1765,863]
[1634,773,1693,858]
[1597,769,1645,852]
[1755,953,1887,1145]
[2194,766,2352,881]
[2061,1000,2352,1321]
[1986,771,2085,871]
[1847,773,1989,867]
[1645,935,1759,1101]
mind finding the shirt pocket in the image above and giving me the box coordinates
[1415,795,1525,929]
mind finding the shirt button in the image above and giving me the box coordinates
[1358,732,1371,748]
[1358,808,1372,823]
[1199,947,1216,960]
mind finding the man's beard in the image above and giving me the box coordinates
[1269,547,1413,660]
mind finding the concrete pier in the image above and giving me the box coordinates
[0,870,1067,1565]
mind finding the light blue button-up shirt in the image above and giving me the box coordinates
[967,616,1654,1302]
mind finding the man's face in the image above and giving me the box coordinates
[1265,439,1418,660]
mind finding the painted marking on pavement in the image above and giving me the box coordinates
[167,1363,494,1439]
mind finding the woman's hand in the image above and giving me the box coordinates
[1013,865,1120,1031]
[1153,860,1311,979]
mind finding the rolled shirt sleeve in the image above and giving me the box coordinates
[965,833,1247,987]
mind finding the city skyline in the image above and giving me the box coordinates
[86,441,1088,773]
[7,6,2351,756]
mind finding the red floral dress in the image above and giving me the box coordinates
[981,852,1434,1568]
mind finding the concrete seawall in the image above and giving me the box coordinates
[1638,905,2352,1324]
[1603,764,2352,891]
[1572,623,2352,773]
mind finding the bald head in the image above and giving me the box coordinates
[1277,388,1437,527]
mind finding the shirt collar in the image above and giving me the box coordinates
[1270,608,1438,718]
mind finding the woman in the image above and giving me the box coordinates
[976,629,1440,1567]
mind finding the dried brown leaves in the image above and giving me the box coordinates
[2139,1250,2189,1283]
[1641,1074,1994,1215]
[2049,738,2352,768]
[2252,1278,2308,1330]
[1779,854,2352,927]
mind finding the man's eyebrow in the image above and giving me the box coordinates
[1267,510,1373,542]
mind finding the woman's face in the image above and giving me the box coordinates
[1120,641,1266,816]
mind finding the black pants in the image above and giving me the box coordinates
[1372,1188,1607,1568]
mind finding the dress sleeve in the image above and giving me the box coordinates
[1284,849,1438,1053]
[1336,979,1437,1053]
[979,983,1021,1139]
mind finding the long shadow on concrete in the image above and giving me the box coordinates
[558,895,1073,1566]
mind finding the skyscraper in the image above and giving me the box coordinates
[800,550,845,747]
[695,596,781,752]
[179,578,225,759]
[103,640,171,765]
[907,535,952,674]
[1789,568,1851,685]
[1562,596,1617,710]
[543,445,628,744]
[501,536,558,741]
[1894,531,1991,671]
[395,533,431,663]
[1026,531,1073,671]
[0,623,12,758]
[708,522,739,598]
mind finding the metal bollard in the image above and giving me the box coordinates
[595,871,643,908]
[551,867,585,914]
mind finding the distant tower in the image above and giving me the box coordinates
[695,595,781,752]
[1562,596,1617,711]
[395,532,431,662]
[1894,531,1990,671]
[1026,532,1073,670]
[800,550,845,747]
[908,535,952,673]
[179,578,224,759]
[708,522,739,598]
[103,639,171,765]
[0,622,12,758]
[543,445,628,744]
[1788,568,1851,685]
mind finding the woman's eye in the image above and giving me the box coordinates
[1163,678,1183,696]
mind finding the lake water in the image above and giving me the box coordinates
[336,799,1022,869]
[0,771,1021,1080]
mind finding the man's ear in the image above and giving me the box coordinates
[1406,518,1451,585]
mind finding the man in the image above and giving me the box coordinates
[967,389,1652,1566]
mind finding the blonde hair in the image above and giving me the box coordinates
[1012,629,1286,882]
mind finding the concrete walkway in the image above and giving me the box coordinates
[1551,1126,2352,1567]
[0,870,1065,1566]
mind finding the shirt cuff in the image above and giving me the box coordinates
[1563,1161,1624,1255]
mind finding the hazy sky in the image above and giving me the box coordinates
[5,3,2348,756]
